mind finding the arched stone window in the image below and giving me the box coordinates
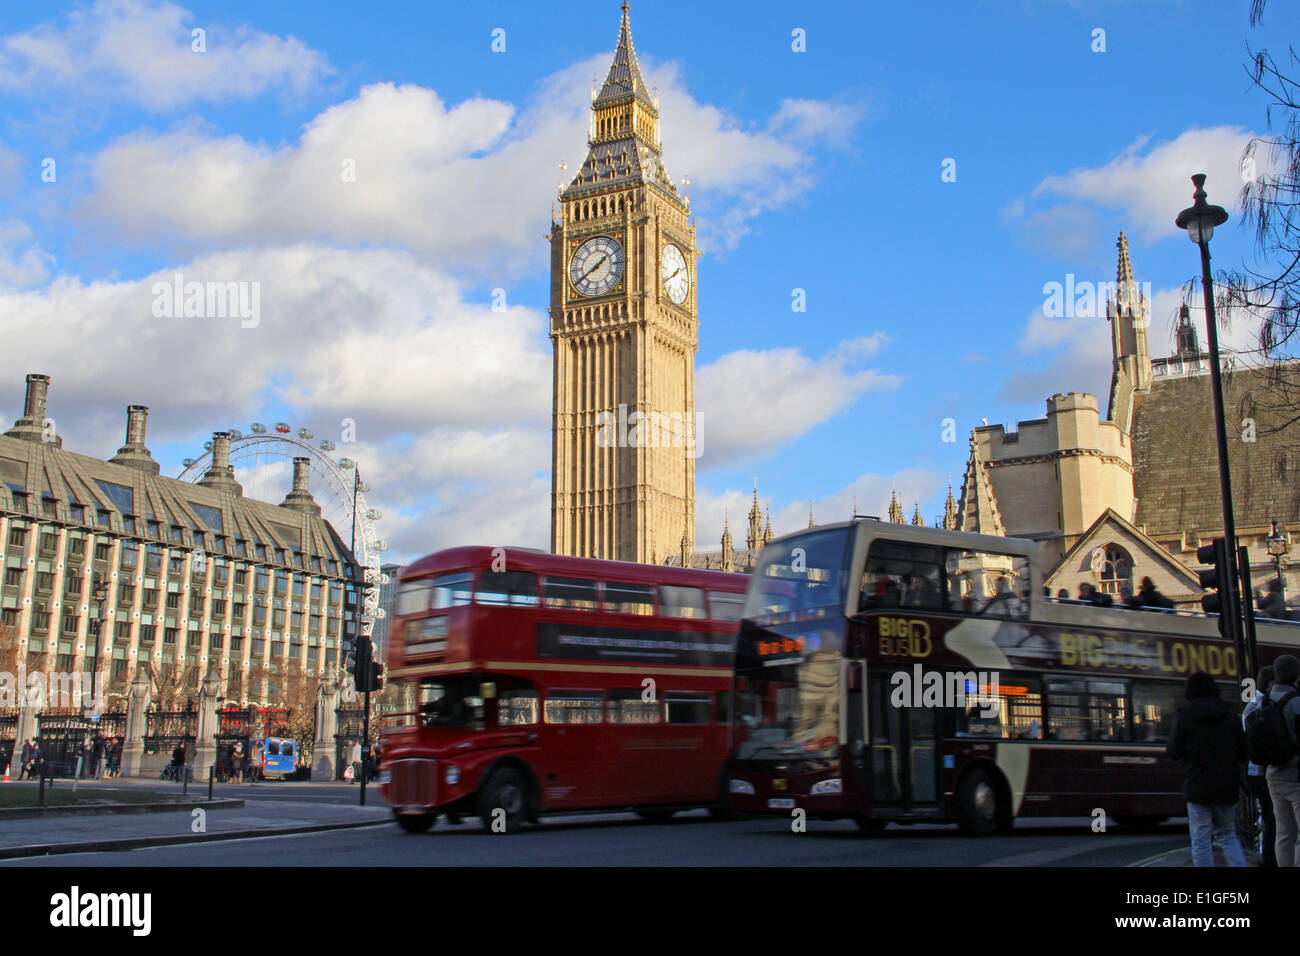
[1097,544,1133,595]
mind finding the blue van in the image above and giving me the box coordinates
[251,737,296,780]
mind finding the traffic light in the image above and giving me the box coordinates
[350,637,383,693]
[1197,539,1229,613]
[1197,539,1238,639]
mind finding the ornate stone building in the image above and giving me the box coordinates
[550,5,698,564]
[0,374,359,708]
[955,233,1300,608]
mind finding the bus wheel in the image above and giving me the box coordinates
[635,809,676,824]
[854,816,887,836]
[395,812,436,834]
[956,769,1000,837]
[478,768,529,833]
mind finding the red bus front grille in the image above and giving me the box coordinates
[391,759,437,809]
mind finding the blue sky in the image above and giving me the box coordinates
[0,0,1293,561]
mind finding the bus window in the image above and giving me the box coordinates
[545,691,604,724]
[665,694,712,724]
[498,687,539,726]
[476,570,540,606]
[604,582,654,615]
[430,572,474,609]
[660,585,707,619]
[744,528,852,619]
[947,550,1030,619]
[543,577,598,610]
[1046,678,1129,741]
[1132,682,1180,742]
[707,590,744,622]
[396,580,434,615]
[419,677,484,728]
[283,742,294,755]
[266,740,280,756]
[859,540,944,612]
[607,689,661,724]
[954,676,1043,739]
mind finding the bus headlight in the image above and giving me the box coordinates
[810,778,842,795]
[729,779,755,795]
[444,766,460,786]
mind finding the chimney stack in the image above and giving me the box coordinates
[281,457,321,516]
[5,373,61,446]
[196,431,243,496]
[109,405,160,474]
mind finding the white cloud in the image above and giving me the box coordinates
[0,0,331,110]
[0,220,54,288]
[1030,127,1264,240]
[694,334,900,468]
[77,55,862,274]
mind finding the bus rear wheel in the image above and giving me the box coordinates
[395,812,436,834]
[956,769,1001,837]
[478,768,529,833]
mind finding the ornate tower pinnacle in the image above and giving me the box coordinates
[888,488,904,524]
[747,479,763,550]
[721,511,734,573]
[1106,230,1152,428]
[809,502,815,528]
[912,499,924,527]
[943,480,958,530]
[763,508,773,544]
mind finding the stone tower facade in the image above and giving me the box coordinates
[549,5,698,564]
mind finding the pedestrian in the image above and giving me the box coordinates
[1257,579,1290,620]
[19,738,32,778]
[1265,654,1300,866]
[171,742,185,780]
[231,742,245,783]
[1244,665,1279,866]
[26,741,41,779]
[109,739,122,778]
[1166,671,1248,867]
[1136,576,1174,610]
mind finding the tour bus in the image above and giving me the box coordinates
[726,519,1300,835]
[378,547,749,832]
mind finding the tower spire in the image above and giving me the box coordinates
[1116,230,1135,291]
[594,3,655,112]
[888,488,904,524]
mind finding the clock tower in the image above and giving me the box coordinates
[549,3,698,564]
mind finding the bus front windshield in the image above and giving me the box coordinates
[732,628,842,763]
[742,527,853,622]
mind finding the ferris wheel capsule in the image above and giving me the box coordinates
[275,423,291,434]
[204,441,214,451]
[298,428,314,440]
[366,509,382,520]
[374,540,388,552]
[250,423,267,434]
[319,440,336,452]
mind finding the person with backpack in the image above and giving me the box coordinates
[1243,665,1278,866]
[1261,654,1300,866]
[1166,671,1248,867]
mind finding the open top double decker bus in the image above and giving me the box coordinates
[379,547,748,833]
[727,519,1300,835]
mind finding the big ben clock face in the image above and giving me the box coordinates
[569,236,625,297]
[660,243,689,305]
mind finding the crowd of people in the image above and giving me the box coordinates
[1168,654,1300,867]
[1055,575,1296,621]
[13,735,124,779]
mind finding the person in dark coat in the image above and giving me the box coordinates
[1167,671,1248,866]
[1136,576,1174,609]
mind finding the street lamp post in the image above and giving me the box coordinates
[1266,520,1290,601]
[1175,174,1255,678]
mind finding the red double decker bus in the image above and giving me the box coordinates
[379,547,748,833]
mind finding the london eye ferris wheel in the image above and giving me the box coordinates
[175,422,389,686]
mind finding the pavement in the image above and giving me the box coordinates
[0,778,391,859]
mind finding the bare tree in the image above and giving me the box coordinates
[1214,0,1300,428]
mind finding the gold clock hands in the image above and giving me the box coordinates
[579,254,609,282]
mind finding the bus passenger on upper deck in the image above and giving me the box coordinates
[1136,577,1175,610]
[1257,578,1290,620]
[1077,582,1113,607]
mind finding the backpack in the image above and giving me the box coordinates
[1245,689,1300,766]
